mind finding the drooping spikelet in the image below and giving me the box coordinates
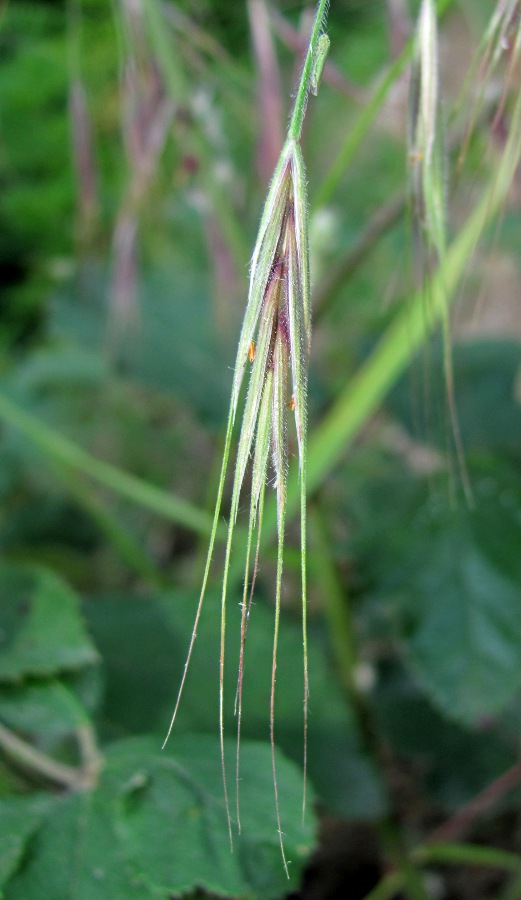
[164,0,330,875]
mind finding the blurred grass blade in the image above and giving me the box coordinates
[416,842,521,872]
[247,0,284,180]
[456,0,521,165]
[0,392,214,536]
[409,0,444,257]
[313,0,455,210]
[308,74,521,490]
[408,0,470,501]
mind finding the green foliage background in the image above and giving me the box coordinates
[1,1,521,898]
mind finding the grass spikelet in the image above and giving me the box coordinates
[164,0,330,873]
[409,0,444,265]
[455,1,521,168]
[408,0,471,503]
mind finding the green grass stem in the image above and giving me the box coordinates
[0,392,215,538]
[415,842,521,872]
[288,0,331,142]
[312,0,454,211]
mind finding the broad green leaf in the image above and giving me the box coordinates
[4,789,147,900]
[0,795,54,892]
[404,499,521,721]
[82,592,180,737]
[5,735,314,899]
[353,459,521,724]
[108,735,314,898]
[0,565,99,682]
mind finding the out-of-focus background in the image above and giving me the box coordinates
[2,1,521,898]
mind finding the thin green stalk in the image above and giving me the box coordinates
[408,0,471,504]
[235,371,272,830]
[0,719,99,791]
[192,444,228,579]
[312,0,454,211]
[396,854,432,900]
[308,504,358,698]
[288,0,330,142]
[414,842,521,872]
[271,493,288,877]
[162,399,237,748]
[310,504,431,900]
[270,329,290,877]
[217,401,260,844]
[314,190,406,320]
[76,721,102,786]
[299,409,309,820]
[361,842,521,900]
[235,480,266,829]
[362,870,406,900]
[502,871,521,900]
[313,48,410,210]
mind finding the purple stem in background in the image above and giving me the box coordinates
[247,0,284,182]
[386,0,412,60]
[109,0,174,339]
[69,79,99,247]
